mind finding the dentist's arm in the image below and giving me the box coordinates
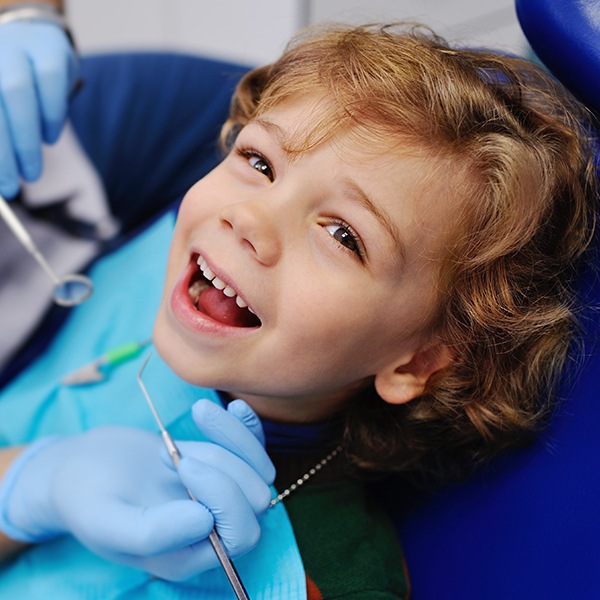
[0,0,75,198]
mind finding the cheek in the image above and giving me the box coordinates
[169,183,218,252]
[177,185,207,227]
[277,280,394,361]
[306,281,438,370]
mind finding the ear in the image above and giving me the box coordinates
[374,343,453,405]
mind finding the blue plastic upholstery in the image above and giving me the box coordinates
[70,52,250,233]
[516,0,600,115]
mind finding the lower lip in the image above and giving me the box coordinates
[168,261,259,338]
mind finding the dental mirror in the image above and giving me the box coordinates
[0,194,94,307]
[51,273,94,306]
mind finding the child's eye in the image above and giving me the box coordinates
[324,222,365,259]
[249,155,273,179]
[236,147,274,182]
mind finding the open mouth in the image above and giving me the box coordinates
[188,254,261,328]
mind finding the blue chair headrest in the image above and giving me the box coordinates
[516,0,600,114]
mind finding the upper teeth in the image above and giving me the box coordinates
[197,256,249,309]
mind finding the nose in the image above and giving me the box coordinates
[219,199,282,266]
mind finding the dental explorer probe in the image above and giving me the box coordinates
[137,354,251,600]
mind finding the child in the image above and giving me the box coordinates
[0,21,597,599]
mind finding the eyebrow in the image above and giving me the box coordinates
[341,177,406,262]
[253,117,286,142]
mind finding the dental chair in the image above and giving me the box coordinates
[3,1,598,598]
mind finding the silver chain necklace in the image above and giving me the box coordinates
[269,444,343,508]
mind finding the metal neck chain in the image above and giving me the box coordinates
[269,444,343,508]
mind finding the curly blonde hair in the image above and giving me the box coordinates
[221,23,599,484]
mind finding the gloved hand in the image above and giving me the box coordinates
[0,21,77,198]
[0,399,275,581]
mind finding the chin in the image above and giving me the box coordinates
[153,309,188,375]
[152,313,217,388]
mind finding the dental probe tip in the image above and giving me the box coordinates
[136,352,167,433]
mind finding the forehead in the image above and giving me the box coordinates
[252,93,417,165]
[252,94,343,154]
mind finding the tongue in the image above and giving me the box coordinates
[197,286,258,327]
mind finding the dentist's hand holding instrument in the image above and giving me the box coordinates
[0,401,274,583]
[0,11,91,305]
[0,14,76,199]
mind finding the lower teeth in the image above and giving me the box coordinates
[189,280,204,308]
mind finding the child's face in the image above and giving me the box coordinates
[154,97,456,422]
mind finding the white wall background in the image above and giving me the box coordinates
[65,0,529,66]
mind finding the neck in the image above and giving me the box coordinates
[223,380,368,424]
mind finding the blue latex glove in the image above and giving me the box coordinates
[0,399,275,581]
[0,21,77,198]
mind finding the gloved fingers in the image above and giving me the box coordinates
[0,48,42,185]
[76,498,215,558]
[28,25,77,143]
[0,104,20,198]
[170,441,272,514]
[178,456,262,558]
[192,399,275,483]
[228,398,266,446]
